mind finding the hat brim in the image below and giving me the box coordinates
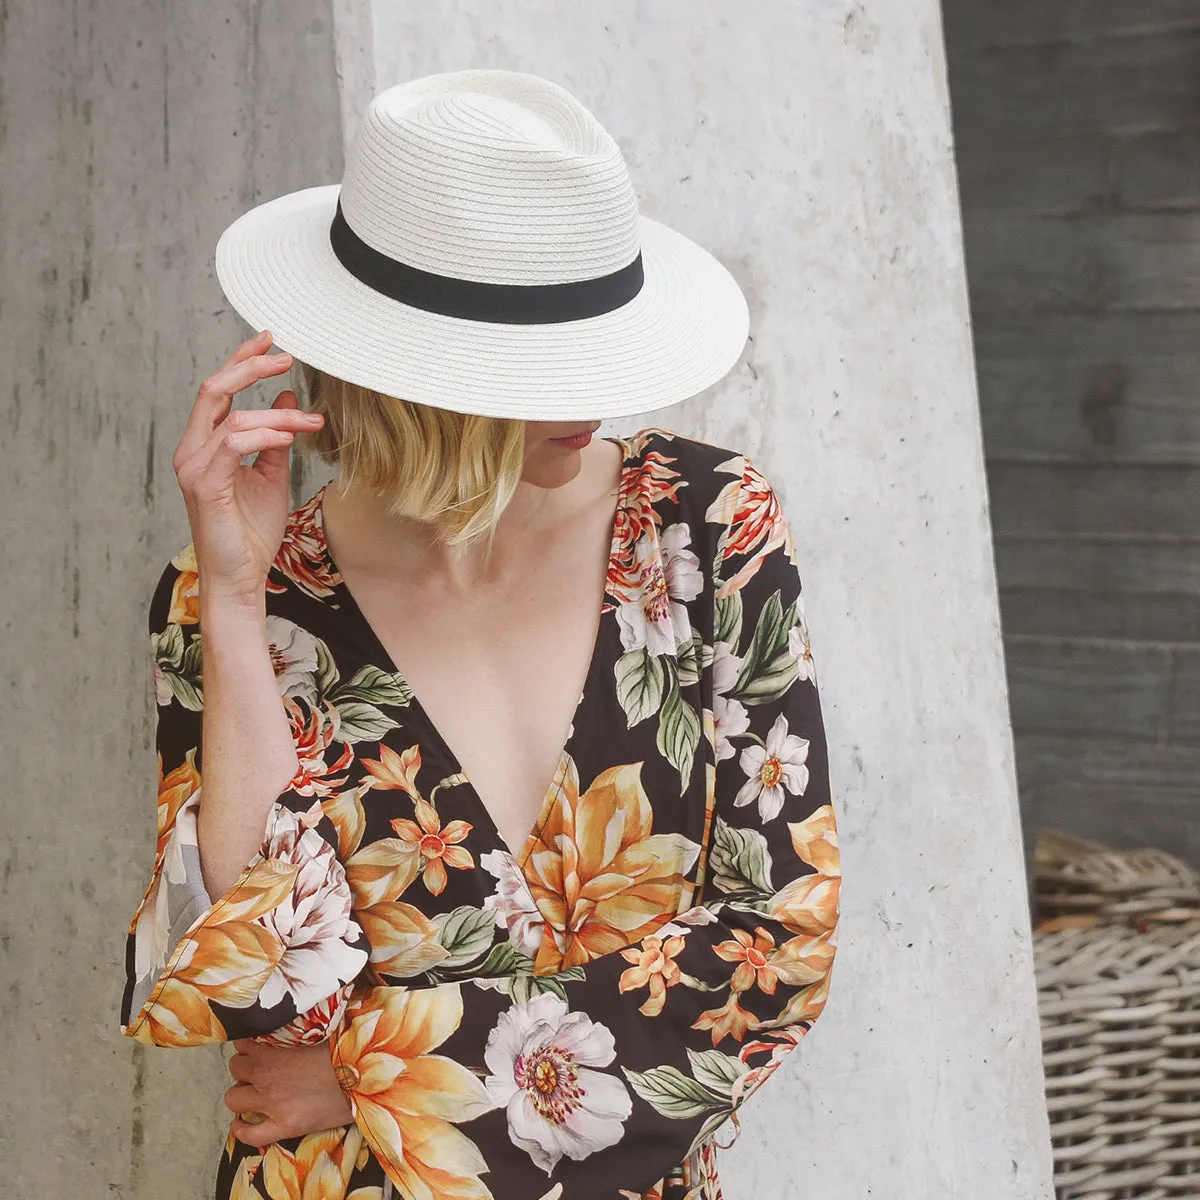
[214,184,749,420]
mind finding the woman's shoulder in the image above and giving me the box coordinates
[616,425,758,527]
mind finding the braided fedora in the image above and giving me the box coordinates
[213,68,749,420]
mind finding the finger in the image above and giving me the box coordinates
[226,1053,256,1084]
[180,425,296,493]
[232,1037,257,1053]
[229,1113,286,1149]
[271,385,302,412]
[249,391,312,483]
[537,1186,564,1200]
[223,1082,263,1115]
[217,329,273,375]
[180,391,319,485]
[175,351,294,469]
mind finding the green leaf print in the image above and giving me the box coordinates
[181,631,204,681]
[732,590,800,707]
[332,699,402,744]
[153,623,184,670]
[331,664,413,709]
[686,1047,750,1099]
[615,646,665,727]
[675,630,704,688]
[154,625,203,710]
[656,680,701,787]
[433,906,497,969]
[709,816,775,897]
[469,940,534,980]
[312,635,339,696]
[714,589,743,648]
[687,1108,737,1159]
[737,649,799,707]
[623,1065,730,1120]
[511,966,586,1004]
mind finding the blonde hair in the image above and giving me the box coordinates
[292,362,526,552]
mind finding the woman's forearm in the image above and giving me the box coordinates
[195,591,299,899]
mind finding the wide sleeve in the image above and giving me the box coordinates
[324,456,842,1200]
[119,547,371,1048]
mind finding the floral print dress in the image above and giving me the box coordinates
[120,427,842,1200]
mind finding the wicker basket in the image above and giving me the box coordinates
[1034,830,1200,932]
[1032,830,1200,1198]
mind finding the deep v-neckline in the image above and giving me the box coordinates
[311,437,635,866]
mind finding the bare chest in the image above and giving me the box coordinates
[342,530,612,856]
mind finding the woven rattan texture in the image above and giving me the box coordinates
[1033,830,1200,1198]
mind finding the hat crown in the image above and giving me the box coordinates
[339,70,641,287]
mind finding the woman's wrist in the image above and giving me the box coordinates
[198,585,269,629]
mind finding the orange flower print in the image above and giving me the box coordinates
[359,742,423,799]
[618,933,686,1016]
[788,803,840,875]
[706,455,796,597]
[769,873,841,940]
[731,1027,806,1108]
[607,445,684,602]
[127,796,368,1048]
[284,693,355,799]
[714,927,780,996]
[768,804,840,937]
[391,796,474,896]
[154,748,201,866]
[269,486,341,600]
[357,899,450,979]
[691,991,760,1047]
[331,986,495,1200]
[762,931,838,1018]
[522,757,701,974]
[167,544,200,624]
[258,1126,376,1199]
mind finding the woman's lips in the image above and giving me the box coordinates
[550,425,600,450]
[551,431,594,450]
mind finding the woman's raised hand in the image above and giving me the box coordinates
[171,329,324,609]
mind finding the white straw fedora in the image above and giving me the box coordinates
[214,68,749,421]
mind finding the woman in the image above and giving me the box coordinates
[120,69,841,1200]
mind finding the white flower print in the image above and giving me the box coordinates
[264,614,323,701]
[711,641,750,762]
[481,848,546,960]
[255,802,368,1012]
[656,903,719,938]
[788,597,816,683]
[153,659,175,707]
[734,712,810,822]
[614,523,704,657]
[484,992,633,1175]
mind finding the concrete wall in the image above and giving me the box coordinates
[316,1,1056,1196]
[2,0,1054,1196]
[0,0,344,1194]
[942,1,1200,867]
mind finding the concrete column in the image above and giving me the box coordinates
[342,1,1055,1196]
[1,1,342,1194]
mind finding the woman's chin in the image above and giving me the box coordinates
[520,452,585,490]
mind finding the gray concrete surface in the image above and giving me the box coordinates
[2,0,1054,1196]
[347,1,1055,1195]
[0,0,343,1194]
